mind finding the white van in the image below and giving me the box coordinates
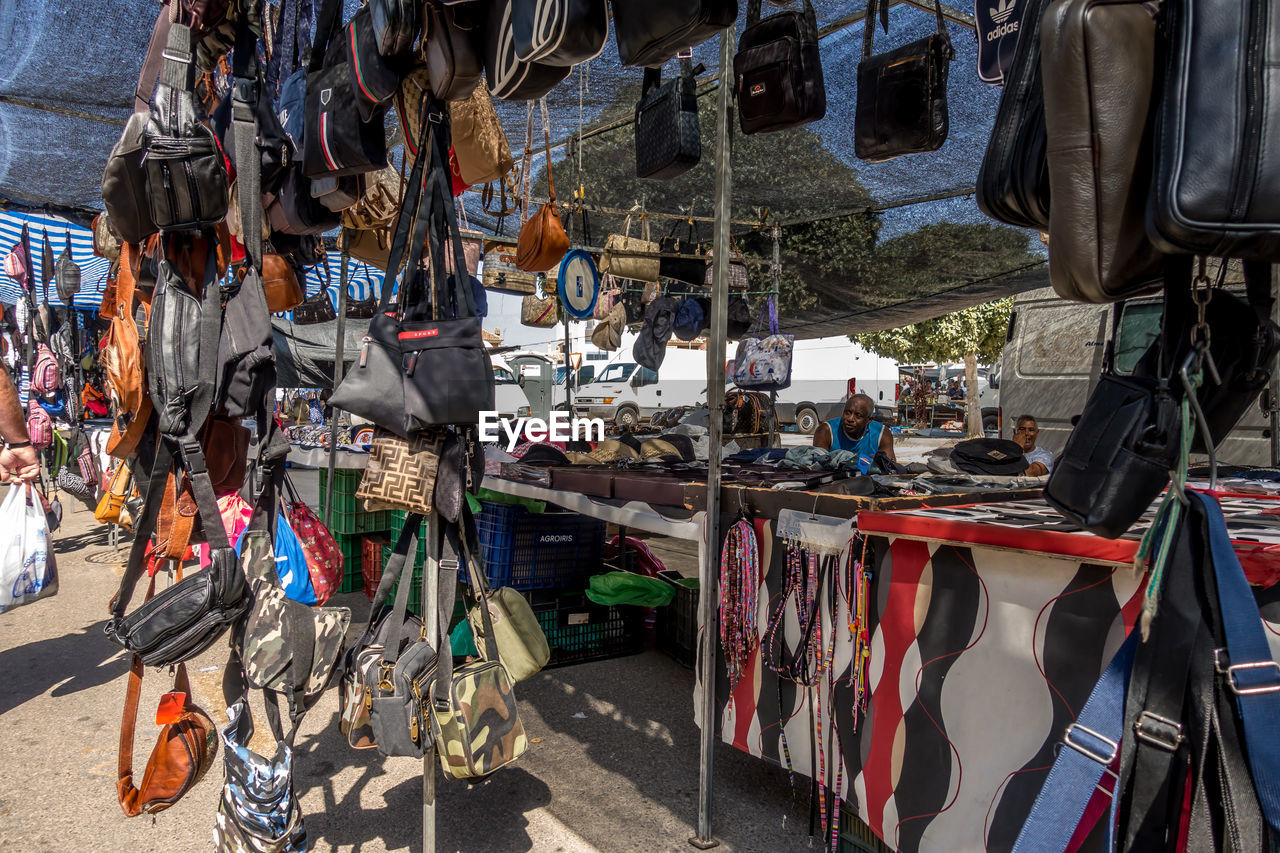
[490,354,536,423]
[575,348,712,428]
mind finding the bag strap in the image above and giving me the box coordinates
[309,0,343,72]
[423,109,479,320]
[377,108,434,315]
[540,98,557,204]
[520,104,534,226]
[230,14,263,273]
[134,4,174,112]
[1197,490,1280,834]
[160,20,197,94]
[367,513,423,622]
[1010,631,1138,852]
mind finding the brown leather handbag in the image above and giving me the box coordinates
[516,103,569,272]
[261,253,304,313]
[103,247,151,461]
[449,85,514,187]
[117,580,217,817]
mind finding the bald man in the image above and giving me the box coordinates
[814,394,895,462]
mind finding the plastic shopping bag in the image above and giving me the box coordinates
[0,484,58,613]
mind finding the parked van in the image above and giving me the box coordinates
[574,350,711,428]
[490,354,537,423]
[999,286,1272,464]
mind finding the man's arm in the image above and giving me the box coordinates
[0,369,37,482]
[879,425,896,461]
[1026,461,1049,476]
[814,422,832,450]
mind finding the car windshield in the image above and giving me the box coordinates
[597,364,636,383]
[493,367,518,385]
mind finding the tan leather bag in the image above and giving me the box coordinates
[342,165,404,231]
[117,578,217,817]
[261,253,303,313]
[516,103,569,272]
[521,281,560,328]
[102,246,149,460]
[599,211,660,282]
[450,86,514,187]
[95,462,134,528]
[342,227,393,270]
[92,214,122,262]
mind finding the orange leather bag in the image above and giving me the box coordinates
[103,245,151,461]
[117,578,217,817]
[262,253,303,313]
[515,105,569,272]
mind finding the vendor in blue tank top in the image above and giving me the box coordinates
[814,393,895,463]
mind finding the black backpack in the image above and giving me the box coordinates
[733,0,826,135]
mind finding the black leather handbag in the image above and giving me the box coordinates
[483,0,572,101]
[613,0,737,67]
[854,0,954,163]
[976,0,1052,230]
[143,22,230,232]
[267,167,344,236]
[346,4,403,123]
[303,0,389,178]
[659,218,706,284]
[292,288,337,324]
[635,57,701,180]
[511,0,608,66]
[734,0,826,135]
[1045,309,1182,538]
[371,0,420,56]
[1148,0,1280,261]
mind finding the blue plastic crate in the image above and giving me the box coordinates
[474,500,606,590]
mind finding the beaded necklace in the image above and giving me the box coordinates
[719,518,760,693]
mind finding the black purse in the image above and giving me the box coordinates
[854,0,954,163]
[483,0,572,101]
[734,0,826,135]
[346,4,403,123]
[143,22,230,232]
[292,289,337,324]
[370,0,420,57]
[612,0,737,67]
[1045,304,1182,538]
[975,0,1051,229]
[510,0,609,66]
[635,57,701,181]
[659,218,706,285]
[303,0,389,178]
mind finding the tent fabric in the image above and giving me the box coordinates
[271,316,370,389]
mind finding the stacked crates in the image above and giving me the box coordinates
[318,468,392,594]
[655,570,699,668]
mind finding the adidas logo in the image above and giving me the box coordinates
[990,0,1017,24]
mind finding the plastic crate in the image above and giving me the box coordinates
[838,807,893,853]
[319,468,390,535]
[336,533,363,594]
[531,590,643,667]
[475,500,606,590]
[655,570,698,669]
[361,534,390,600]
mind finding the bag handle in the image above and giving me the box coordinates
[230,13,263,273]
[376,106,435,315]
[309,0,344,73]
[540,98,557,204]
[520,103,534,226]
[863,0,946,58]
[420,105,479,320]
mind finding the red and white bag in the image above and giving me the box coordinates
[31,344,62,395]
[283,476,343,605]
[26,406,52,450]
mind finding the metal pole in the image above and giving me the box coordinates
[324,250,350,529]
[768,227,781,447]
[692,27,734,852]
[563,319,574,416]
[1271,267,1280,467]
[423,511,440,853]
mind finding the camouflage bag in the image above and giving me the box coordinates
[240,530,351,721]
[430,513,528,780]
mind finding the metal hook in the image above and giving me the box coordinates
[1179,350,1218,491]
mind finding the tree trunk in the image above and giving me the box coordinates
[965,353,983,437]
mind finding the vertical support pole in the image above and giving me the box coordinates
[423,511,440,853]
[324,249,350,529]
[768,226,781,447]
[564,319,574,416]
[691,26,734,852]
[1272,267,1280,467]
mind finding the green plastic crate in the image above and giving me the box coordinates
[319,468,390,535]
[337,533,364,594]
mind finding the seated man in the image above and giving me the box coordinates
[814,394,896,463]
[1014,414,1054,476]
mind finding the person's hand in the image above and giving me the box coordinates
[0,446,40,483]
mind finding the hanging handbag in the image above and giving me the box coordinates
[594,273,621,320]
[143,22,230,231]
[703,245,749,290]
[117,621,217,817]
[282,475,344,606]
[635,57,701,181]
[54,232,80,306]
[599,211,661,283]
[854,0,954,162]
[612,0,737,67]
[510,0,608,66]
[734,0,826,135]
[976,0,1052,230]
[266,167,344,236]
[659,218,706,285]
[521,280,560,328]
[291,288,337,325]
[370,0,419,56]
[449,85,515,186]
[1040,0,1163,303]
[95,462,134,528]
[345,4,403,123]
[303,0,389,178]
[732,296,793,392]
[1147,0,1280,261]
[516,102,570,272]
[337,520,425,750]
[481,242,539,293]
[262,253,305,313]
[102,114,158,245]
[92,214,122,262]
[212,702,307,853]
[1045,305,1181,538]
[458,511,549,682]
[356,427,445,515]
[430,513,529,779]
[483,0,572,101]
[432,426,483,524]
[421,3,484,102]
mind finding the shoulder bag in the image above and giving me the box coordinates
[1147,0,1280,261]
[733,296,793,392]
[54,233,80,305]
[510,0,608,66]
[291,288,337,324]
[211,701,307,853]
[600,210,660,283]
[449,84,515,187]
[734,0,826,135]
[612,0,737,67]
[303,0,389,178]
[421,4,484,102]
[635,57,701,181]
[101,112,157,244]
[976,0,1052,229]
[92,214,122,262]
[516,101,570,272]
[356,427,445,516]
[345,4,402,123]
[521,281,560,327]
[370,0,419,56]
[483,0,572,101]
[659,217,706,285]
[1040,0,1163,303]
[854,0,953,162]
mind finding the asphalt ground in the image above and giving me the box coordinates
[0,496,829,853]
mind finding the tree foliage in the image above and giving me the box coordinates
[854,297,1013,364]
